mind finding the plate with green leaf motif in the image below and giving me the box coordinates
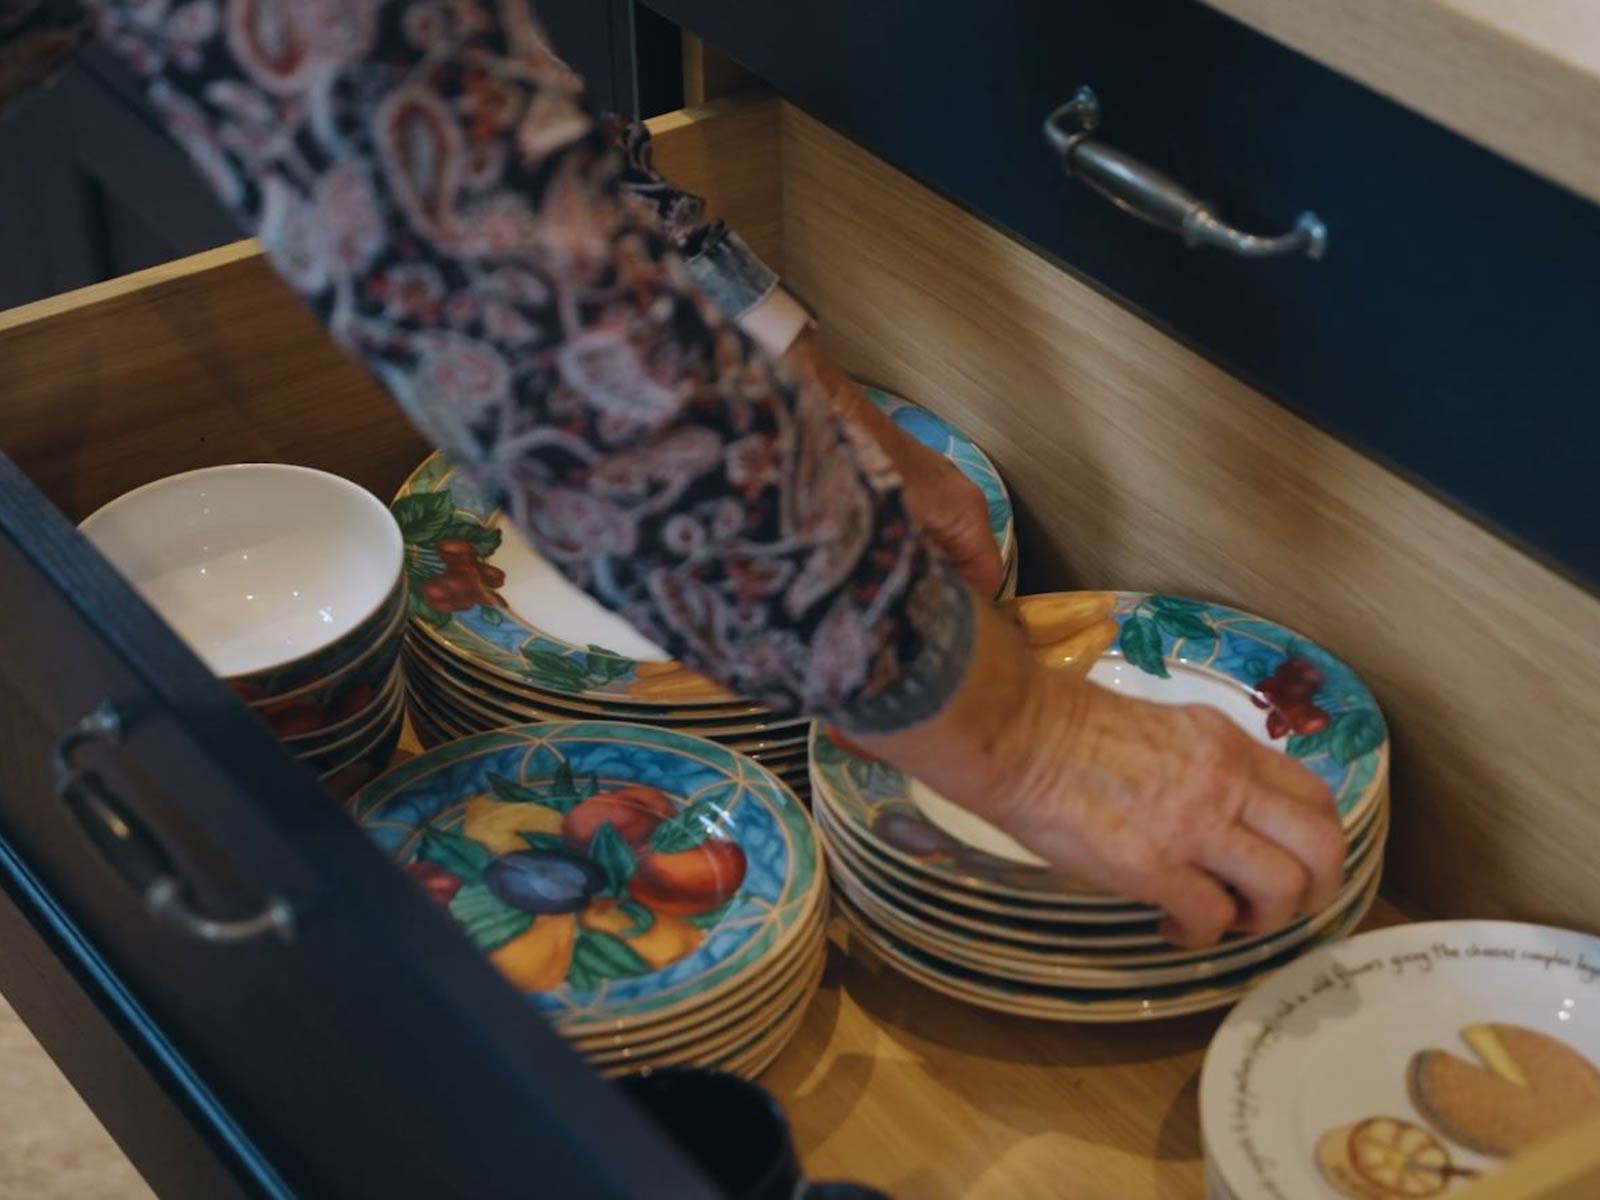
[393,388,1016,706]
[393,454,742,706]
[809,592,1388,900]
[352,721,824,1030]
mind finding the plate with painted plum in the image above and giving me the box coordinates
[352,722,824,1029]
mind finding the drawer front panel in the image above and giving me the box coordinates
[649,0,1600,586]
[0,456,714,1198]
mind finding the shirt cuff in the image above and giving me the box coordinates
[685,226,778,320]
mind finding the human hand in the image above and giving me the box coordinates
[998,672,1346,946]
[784,328,1003,596]
[854,601,1345,948]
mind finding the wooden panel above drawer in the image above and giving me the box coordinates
[648,0,1600,589]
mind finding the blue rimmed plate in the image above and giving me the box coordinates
[829,803,1386,986]
[866,387,1016,572]
[393,454,738,706]
[395,388,1015,707]
[352,721,823,1030]
[835,867,1381,1022]
[809,591,1388,900]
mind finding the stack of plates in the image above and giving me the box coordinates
[1201,921,1600,1198]
[391,389,1016,796]
[352,721,828,1078]
[811,591,1391,1021]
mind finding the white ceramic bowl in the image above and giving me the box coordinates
[81,465,402,680]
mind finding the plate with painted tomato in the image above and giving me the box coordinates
[352,721,825,1030]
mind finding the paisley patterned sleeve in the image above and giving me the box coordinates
[76,0,974,730]
[606,112,778,321]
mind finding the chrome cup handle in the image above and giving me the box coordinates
[1044,86,1328,261]
[52,703,294,944]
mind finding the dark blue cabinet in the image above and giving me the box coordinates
[0,4,680,309]
[649,0,1600,592]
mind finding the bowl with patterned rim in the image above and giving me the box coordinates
[809,591,1388,900]
[247,600,406,739]
[351,722,824,1031]
[316,692,407,800]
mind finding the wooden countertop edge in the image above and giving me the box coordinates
[1198,0,1600,208]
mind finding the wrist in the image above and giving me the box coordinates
[738,286,812,357]
[852,594,1077,830]
[984,665,1092,845]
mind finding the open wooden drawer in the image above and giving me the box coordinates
[5,94,1600,1199]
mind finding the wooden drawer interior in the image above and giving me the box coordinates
[5,93,1600,1198]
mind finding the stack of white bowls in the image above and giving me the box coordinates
[82,464,408,796]
[812,591,1391,1021]
[391,388,1018,803]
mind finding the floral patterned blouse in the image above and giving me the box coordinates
[0,0,974,731]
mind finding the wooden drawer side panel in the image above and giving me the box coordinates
[778,102,1600,930]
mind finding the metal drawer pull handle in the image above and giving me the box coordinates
[52,703,295,944]
[1044,86,1327,260]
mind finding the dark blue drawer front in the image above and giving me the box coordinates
[649,0,1600,586]
[0,456,720,1199]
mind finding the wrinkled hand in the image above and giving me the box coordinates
[998,670,1346,947]
[784,328,1003,596]
[856,597,1346,948]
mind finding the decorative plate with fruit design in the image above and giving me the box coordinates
[865,387,1015,566]
[352,722,822,1028]
[810,592,1387,898]
[393,454,739,706]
